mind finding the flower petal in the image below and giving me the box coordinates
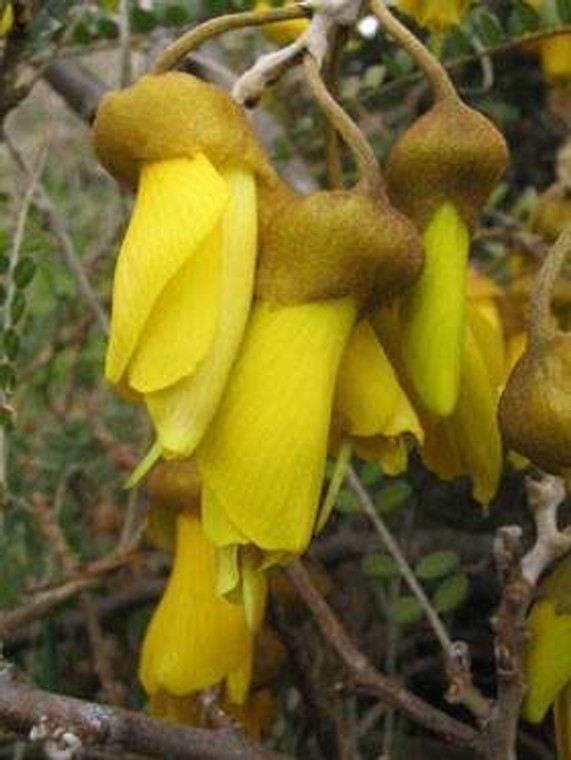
[139,512,251,697]
[127,224,221,392]
[106,155,229,385]
[198,298,357,554]
[400,202,469,416]
[145,168,257,456]
[523,600,571,723]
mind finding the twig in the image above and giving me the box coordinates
[346,467,491,722]
[370,0,457,101]
[484,473,570,759]
[152,6,310,74]
[0,664,280,760]
[0,145,46,495]
[4,134,110,335]
[0,548,140,639]
[286,560,481,751]
[118,0,132,87]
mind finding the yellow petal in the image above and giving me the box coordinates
[139,512,251,697]
[523,599,571,723]
[241,550,268,632]
[400,202,470,416]
[467,302,505,391]
[540,35,571,83]
[145,168,257,456]
[127,223,220,392]
[336,321,400,436]
[354,437,409,476]
[198,298,357,554]
[421,321,502,505]
[225,648,254,706]
[106,155,229,385]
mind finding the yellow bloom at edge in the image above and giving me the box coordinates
[334,319,423,476]
[539,35,571,84]
[107,156,257,461]
[254,0,309,46]
[140,511,266,706]
[522,598,571,724]
[397,0,472,31]
[197,297,357,558]
[0,2,13,35]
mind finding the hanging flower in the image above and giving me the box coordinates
[93,73,274,463]
[196,178,423,560]
[140,508,267,707]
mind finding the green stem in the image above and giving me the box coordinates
[303,54,384,196]
[152,5,310,74]
[369,0,457,102]
[529,221,571,350]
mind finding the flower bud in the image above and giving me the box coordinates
[256,185,423,310]
[499,332,571,473]
[93,72,273,189]
[387,97,509,229]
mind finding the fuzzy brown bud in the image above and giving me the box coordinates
[93,72,273,188]
[499,332,571,473]
[387,97,509,229]
[256,185,423,310]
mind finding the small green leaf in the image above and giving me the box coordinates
[0,363,15,391]
[4,329,20,361]
[362,552,399,580]
[375,481,412,514]
[391,596,423,624]
[97,17,119,38]
[335,488,360,514]
[14,257,36,289]
[131,6,156,33]
[163,4,190,26]
[432,574,469,614]
[10,292,26,325]
[477,11,505,46]
[415,551,460,581]
[508,2,540,35]
[0,254,9,274]
[360,463,380,486]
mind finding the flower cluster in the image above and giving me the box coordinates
[94,6,509,727]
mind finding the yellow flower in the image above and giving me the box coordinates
[397,0,472,31]
[523,598,571,724]
[333,319,423,476]
[538,35,571,83]
[254,0,309,45]
[140,510,266,705]
[522,556,571,726]
[374,269,504,505]
[198,297,358,557]
[93,74,271,462]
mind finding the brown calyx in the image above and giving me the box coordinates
[498,331,571,473]
[255,183,424,311]
[387,97,509,230]
[93,72,276,188]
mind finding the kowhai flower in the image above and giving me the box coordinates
[94,73,273,462]
[141,486,266,706]
[196,179,422,560]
